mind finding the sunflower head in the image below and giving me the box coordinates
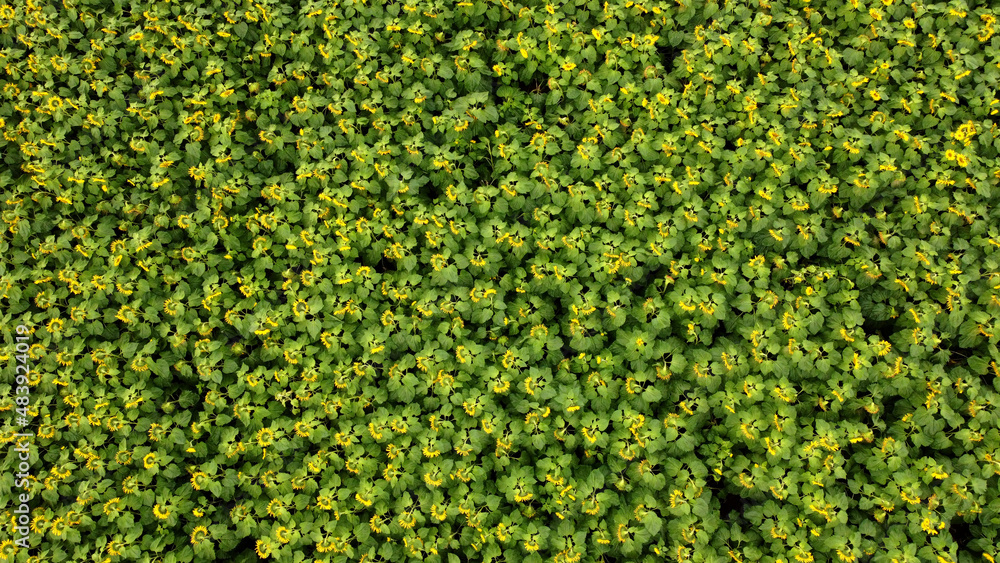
[190,525,210,545]
[230,503,249,521]
[190,472,208,491]
[0,540,15,561]
[49,517,66,537]
[256,428,275,448]
[255,539,271,558]
[153,504,171,520]
[122,476,138,494]
[316,494,333,510]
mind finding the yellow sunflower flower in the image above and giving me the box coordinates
[190,525,209,545]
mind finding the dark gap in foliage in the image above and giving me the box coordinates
[225,331,244,346]
[940,343,987,384]
[714,489,754,528]
[657,44,682,72]
[373,256,396,275]
[940,342,978,364]
[551,298,568,325]
[630,263,667,299]
[522,78,545,95]
[229,536,258,559]
[560,345,576,363]
[950,517,973,547]
[861,313,898,338]
[628,276,651,301]
[880,395,905,418]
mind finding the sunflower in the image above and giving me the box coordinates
[229,503,248,521]
[320,332,334,348]
[316,493,334,510]
[115,450,132,465]
[105,539,124,556]
[266,499,286,519]
[275,526,291,544]
[130,357,149,373]
[256,428,274,448]
[255,539,272,558]
[115,305,135,324]
[260,470,276,489]
[190,525,210,545]
[300,368,319,383]
[106,415,125,432]
[143,453,157,469]
[431,504,448,521]
[153,504,170,520]
[163,299,179,316]
[121,476,138,494]
[55,351,74,367]
[103,497,121,516]
[293,299,309,316]
[190,472,208,491]
[30,514,48,534]
[148,424,165,442]
[316,537,336,553]
[398,513,416,529]
[49,517,66,537]
[96,363,115,378]
[294,421,312,438]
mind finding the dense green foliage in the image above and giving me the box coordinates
[2,0,1000,562]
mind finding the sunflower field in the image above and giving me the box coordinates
[2,0,1000,562]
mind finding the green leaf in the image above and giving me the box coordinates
[642,513,662,535]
